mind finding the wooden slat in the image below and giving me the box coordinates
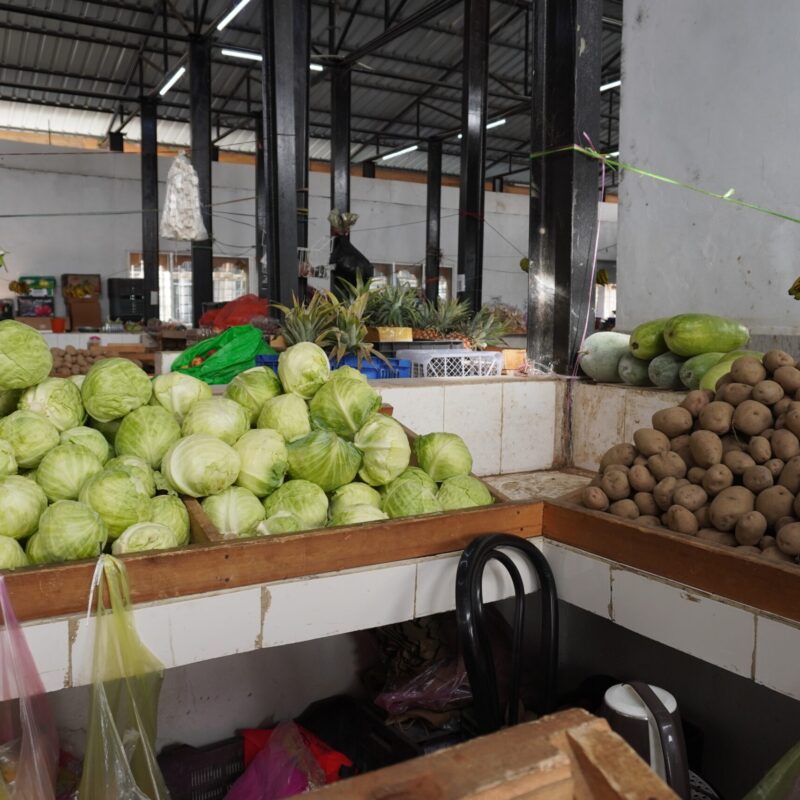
[543,500,800,623]
[4,500,542,622]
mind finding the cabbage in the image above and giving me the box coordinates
[35,443,103,501]
[309,378,381,439]
[25,534,47,565]
[149,495,190,546]
[111,522,180,555]
[386,466,438,495]
[278,342,330,399]
[354,414,411,486]
[287,430,361,492]
[0,475,47,538]
[329,504,389,527]
[161,434,241,497]
[0,410,60,468]
[153,470,176,495]
[81,358,152,422]
[115,405,181,469]
[181,397,249,445]
[381,475,442,519]
[19,377,85,432]
[257,394,311,442]
[0,537,28,570]
[437,475,493,511]
[0,320,53,389]
[60,426,110,464]
[234,429,288,497]
[263,480,328,530]
[69,374,85,389]
[329,482,382,518]
[224,367,282,425]
[414,432,473,481]
[0,439,17,478]
[202,487,265,538]
[36,500,108,563]
[89,415,122,445]
[152,372,212,423]
[105,456,156,497]
[255,512,303,536]
[0,389,21,418]
[79,468,153,538]
[330,365,367,383]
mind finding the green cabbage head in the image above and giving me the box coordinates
[0,475,47,538]
[234,429,288,497]
[152,372,212,423]
[224,366,282,425]
[0,410,60,469]
[0,439,17,478]
[257,393,311,442]
[161,433,241,497]
[81,358,152,422]
[181,397,249,445]
[354,414,410,486]
[330,365,367,383]
[437,475,493,511]
[329,504,389,527]
[381,468,442,519]
[36,500,108,563]
[263,480,328,530]
[79,468,153,538]
[287,430,361,492]
[60,426,110,464]
[278,342,330,399]
[0,537,28,570]
[414,432,473,481]
[69,375,85,389]
[309,378,381,439]
[25,534,48,566]
[115,405,181,469]
[0,320,53,389]
[0,389,21,418]
[35,443,104,501]
[111,522,181,555]
[89,416,122,446]
[105,455,156,497]
[19,377,86,431]
[149,495,190,546]
[255,512,303,536]
[329,482,382,518]
[202,486,265,538]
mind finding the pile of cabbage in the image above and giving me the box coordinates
[0,321,490,570]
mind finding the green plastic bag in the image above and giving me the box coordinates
[171,325,274,385]
[78,555,169,800]
[744,740,800,800]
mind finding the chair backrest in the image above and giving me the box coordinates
[455,534,559,736]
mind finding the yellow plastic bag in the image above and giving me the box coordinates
[78,556,169,800]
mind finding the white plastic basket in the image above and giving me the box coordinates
[395,348,503,378]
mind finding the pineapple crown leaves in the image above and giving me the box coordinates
[459,307,513,350]
[366,283,420,327]
[274,291,336,346]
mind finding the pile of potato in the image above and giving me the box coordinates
[581,351,800,565]
[49,346,107,378]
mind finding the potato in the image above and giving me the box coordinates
[730,357,767,386]
[708,486,755,531]
[647,451,687,481]
[653,477,680,511]
[762,429,775,440]
[582,486,610,511]
[760,535,777,550]
[735,510,768,546]
[633,492,659,516]
[603,463,629,475]
[717,382,752,406]
[652,407,693,438]
[716,374,733,389]
[775,414,787,431]
[51,347,65,358]
[736,545,762,557]
[670,434,691,452]
[672,484,708,512]
[779,456,800,494]
[632,429,669,457]
[628,464,656,493]
[752,380,784,405]
[698,401,734,435]
[632,455,649,466]
[733,400,773,436]
[762,546,796,563]
[688,430,722,468]
[666,504,699,535]
[687,466,707,485]
[764,350,796,373]
[696,528,737,547]
[772,398,793,418]
[748,436,772,464]
[722,450,756,476]
[720,435,745,453]
[600,471,630,501]
[765,458,785,478]
[755,485,795,527]
[609,499,640,520]
[599,443,637,471]
[783,409,800,439]
[774,366,800,393]
[776,517,796,533]
[702,463,734,496]
[680,389,715,418]
[638,515,661,527]
[56,367,71,378]
[777,523,800,556]
[589,475,603,487]
[742,465,774,494]
[768,430,798,462]
[65,345,77,356]
[695,506,710,528]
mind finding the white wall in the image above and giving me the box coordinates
[616,0,800,335]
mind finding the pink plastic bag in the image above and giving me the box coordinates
[375,659,471,716]
[225,723,325,800]
[0,575,59,798]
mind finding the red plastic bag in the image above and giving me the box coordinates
[199,295,269,331]
[0,575,59,798]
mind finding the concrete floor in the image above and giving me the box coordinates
[484,470,590,501]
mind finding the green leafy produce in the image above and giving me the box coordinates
[0,389,21,418]
[25,534,47,565]
[224,366,282,425]
[354,414,411,486]
[89,416,122,445]
[257,393,311,442]
[181,397,249,446]
[105,456,156,497]
[153,470,176,495]
[0,439,17,478]
[149,495,190,546]
[35,443,104,501]
[679,352,725,389]
[35,500,108,563]
[81,358,152,422]
[663,314,750,357]
[578,332,630,383]
[629,318,670,360]
[234,429,288,497]
[330,366,367,383]
[0,320,53,389]
[0,537,28,570]
[287,429,361,492]
[437,475,493,510]
[115,405,181,469]
[256,512,303,536]
[278,342,331,399]
[0,410,60,469]
[382,475,442,519]
[329,482,382,517]
[263,479,328,530]
[60,426,111,464]
[0,475,47,538]
[414,432,472,482]
[648,351,687,389]
[111,522,180,555]
[19,377,86,432]
[69,375,85,389]
[309,378,381,439]
[618,352,652,386]
[161,433,241,498]
[329,504,389,527]
[151,372,212,423]
[202,486,266,538]
[79,468,152,538]
[387,466,438,495]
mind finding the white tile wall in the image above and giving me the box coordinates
[620,389,685,444]
[443,382,503,475]
[378,384,445,435]
[41,333,142,348]
[501,380,556,473]
[543,543,612,619]
[570,382,626,471]
[22,619,70,693]
[753,616,800,701]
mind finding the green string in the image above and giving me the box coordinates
[529,144,800,227]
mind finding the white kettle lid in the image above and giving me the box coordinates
[604,683,678,720]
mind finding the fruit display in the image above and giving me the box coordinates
[0,320,491,571]
[579,350,800,564]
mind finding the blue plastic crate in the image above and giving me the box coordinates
[255,353,410,379]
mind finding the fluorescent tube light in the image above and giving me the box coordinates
[159,66,186,96]
[217,0,253,31]
[485,118,506,129]
[381,145,418,161]
[600,79,621,92]
[221,48,262,62]
[309,63,324,72]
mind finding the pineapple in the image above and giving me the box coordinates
[413,297,471,341]
[274,292,335,346]
[322,293,390,367]
[366,284,419,328]
[458,308,512,350]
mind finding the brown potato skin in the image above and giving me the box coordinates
[702,463,734,496]
[698,401,734,435]
[783,409,800,439]
[765,458,785,478]
[647,451,687,482]
[633,428,671,457]
[628,464,656,493]
[633,455,649,466]
[735,510,768,546]
[717,382,752,406]
[609,499,640,520]
[755,485,795,527]
[769,430,799,461]
[760,535,777,550]
[603,464,629,475]
[651,407,693,438]
[708,486,755,531]
[742,465,774,494]
[599,443,637,471]
[752,380,784,405]
[653,477,680,511]
[722,450,756,476]
[720,435,745,453]
[670,434,691,452]
[666,504,699,535]
[762,429,775,440]
[687,466,707,485]
[729,357,767,386]
[779,456,800,494]
[775,517,796,532]
[694,506,710,528]
[680,389,714,417]
[772,398,793,418]
[732,400,773,437]
[638,515,661,527]
[671,484,708,512]
[763,350,796,373]
[748,436,772,464]
[737,545,763,556]
[633,492,659,516]
[777,523,800,556]
[688,430,723,468]
[774,366,800,394]
[696,529,737,547]
[762,546,795,563]
[582,486,610,511]
[600,471,630,501]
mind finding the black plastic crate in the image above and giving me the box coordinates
[158,737,244,800]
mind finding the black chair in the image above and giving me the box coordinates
[455,533,559,735]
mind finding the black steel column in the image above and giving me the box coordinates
[189,35,213,325]
[295,0,311,251]
[260,0,279,302]
[330,65,351,215]
[425,138,442,304]
[255,114,269,299]
[140,95,159,319]
[457,0,490,312]
[527,0,602,373]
